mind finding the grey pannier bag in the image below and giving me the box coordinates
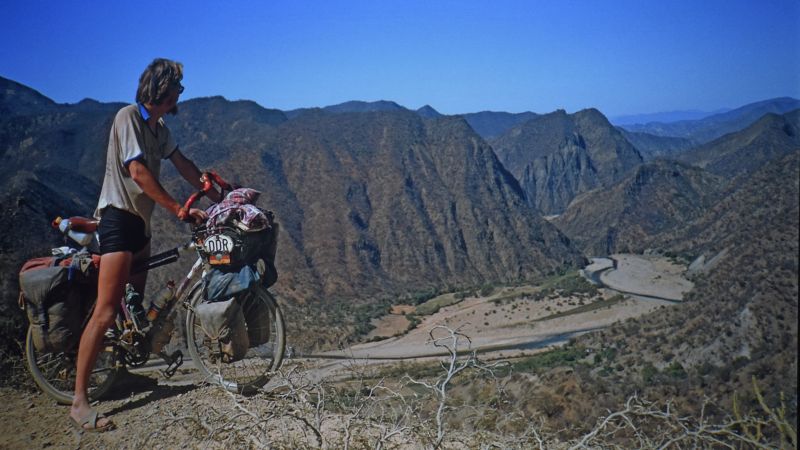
[19,254,95,352]
[203,265,271,348]
[195,298,250,363]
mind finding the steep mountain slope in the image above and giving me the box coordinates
[0,79,119,355]
[0,168,100,356]
[254,111,584,302]
[164,96,287,168]
[676,110,800,179]
[552,160,724,256]
[0,77,122,180]
[619,149,797,394]
[491,108,643,214]
[0,76,58,117]
[621,97,800,144]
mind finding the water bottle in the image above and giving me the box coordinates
[124,283,147,330]
[147,280,176,322]
[55,217,95,247]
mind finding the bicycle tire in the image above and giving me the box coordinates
[25,326,120,405]
[186,282,286,394]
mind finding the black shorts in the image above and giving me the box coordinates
[98,207,150,254]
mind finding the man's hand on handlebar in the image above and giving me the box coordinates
[177,206,208,224]
[178,171,233,223]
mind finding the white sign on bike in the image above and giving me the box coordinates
[204,234,234,264]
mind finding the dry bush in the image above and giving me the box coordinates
[130,328,796,449]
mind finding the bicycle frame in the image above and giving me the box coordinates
[133,240,204,301]
[93,238,205,375]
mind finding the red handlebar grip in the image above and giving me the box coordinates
[181,171,231,212]
[183,190,205,211]
[209,171,233,192]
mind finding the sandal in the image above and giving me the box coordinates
[70,409,116,433]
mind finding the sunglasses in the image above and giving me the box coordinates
[175,83,185,94]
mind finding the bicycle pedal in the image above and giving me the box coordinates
[158,350,183,378]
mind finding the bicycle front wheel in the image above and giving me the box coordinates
[25,326,120,405]
[186,282,286,394]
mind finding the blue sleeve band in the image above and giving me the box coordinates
[124,153,145,167]
[164,146,178,160]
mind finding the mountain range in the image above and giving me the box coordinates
[1,74,797,376]
[676,110,800,179]
[609,108,731,126]
[551,108,800,255]
[616,129,695,161]
[619,97,800,144]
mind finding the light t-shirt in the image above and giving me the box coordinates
[94,103,177,236]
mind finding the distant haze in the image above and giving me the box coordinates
[610,109,732,126]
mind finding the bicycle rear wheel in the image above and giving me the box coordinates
[25,326,120,405]
[186,282,286,394]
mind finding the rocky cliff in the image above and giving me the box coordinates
[491,108,643,214]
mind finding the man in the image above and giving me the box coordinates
[70,58,221,432]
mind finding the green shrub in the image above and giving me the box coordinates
[665,361,688,379]
[641,362,659,384]
[479,284,496,297]
[512,346,585,373]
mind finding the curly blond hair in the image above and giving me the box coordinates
[135,58,183,106]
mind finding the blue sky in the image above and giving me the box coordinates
[2,0,798,116]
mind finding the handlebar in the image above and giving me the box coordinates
[180,171,233,222]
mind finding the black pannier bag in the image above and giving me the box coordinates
[19,254,96,352]
[193,217,279,288]
[240,290,271,347]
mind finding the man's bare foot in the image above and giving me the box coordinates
[70,405,115,432]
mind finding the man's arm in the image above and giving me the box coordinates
[128,160,206,222]
[169,148,223,203]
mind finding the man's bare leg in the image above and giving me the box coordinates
[70,251,132,429]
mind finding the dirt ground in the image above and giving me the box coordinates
[0,254,692,449]
[601,254,693,300]
[0,371,213,450]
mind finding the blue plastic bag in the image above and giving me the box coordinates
[203,265,260,302]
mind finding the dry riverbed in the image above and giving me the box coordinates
[323,253,692,364]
